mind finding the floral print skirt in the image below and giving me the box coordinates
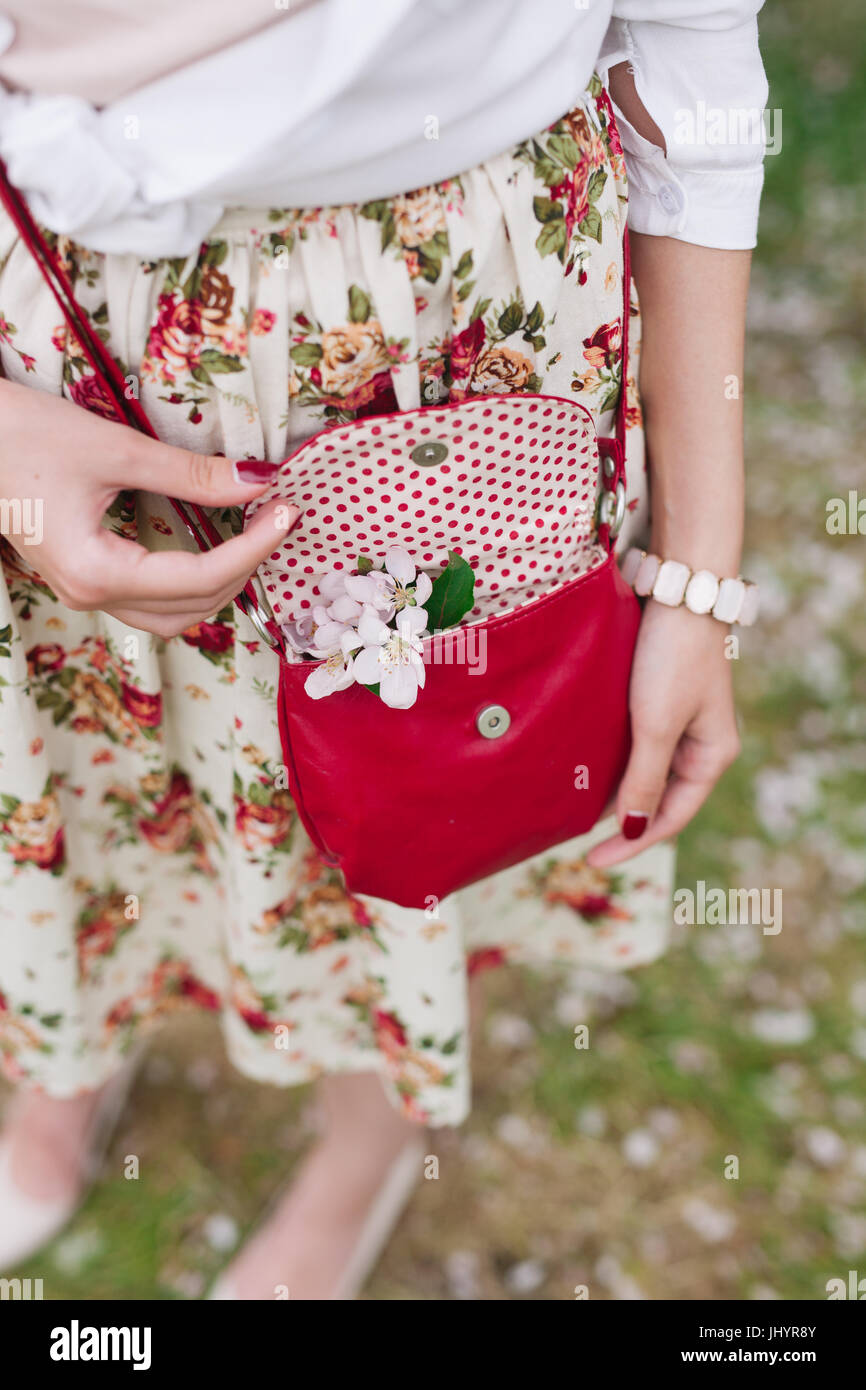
[0,78,674,1126]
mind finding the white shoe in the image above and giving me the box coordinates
[0,1053,141,1271]
[209,1136,426,1301]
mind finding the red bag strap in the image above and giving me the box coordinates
[0,157,280,641]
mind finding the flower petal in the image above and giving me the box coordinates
[340,627,362,658]
[318,570,349,602]
[352,646,385,684]
[312,619,349,652]
[357,607,390,645]
[379,663,420,709]
[343,574,377,604]
[384,545,415,585]
[304,655,354,699]
[398,605,428,637]
[328,594,363,623]
[413,571,433,604]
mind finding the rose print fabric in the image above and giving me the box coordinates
[0,80,674,1127]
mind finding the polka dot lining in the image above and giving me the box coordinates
[246,397,605,629]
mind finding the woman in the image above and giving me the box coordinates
[0,0,766,1298]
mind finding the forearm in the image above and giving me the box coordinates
[629,233,751,577]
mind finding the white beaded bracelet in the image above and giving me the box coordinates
[620,548,759,626]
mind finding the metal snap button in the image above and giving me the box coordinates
[410,440,448,467]
[476,704,511,739]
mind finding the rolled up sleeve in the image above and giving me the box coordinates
[600,1,769,249]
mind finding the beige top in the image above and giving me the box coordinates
[0,0,314,104]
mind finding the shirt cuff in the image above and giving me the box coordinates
[613,108,764,251]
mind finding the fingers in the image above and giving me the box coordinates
[586,714,741,869]
[615,719,678,842]
[587,772,710,869]
[60,501,298,610]
[103,607,220,640]
[118,434,284,507]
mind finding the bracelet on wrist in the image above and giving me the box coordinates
[621,547,759,626]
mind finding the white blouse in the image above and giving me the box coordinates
[0,0,768,259]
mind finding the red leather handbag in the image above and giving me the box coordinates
[0,164,640,910]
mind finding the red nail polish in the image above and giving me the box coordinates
[233,459,280,484]
[622,812,648,840]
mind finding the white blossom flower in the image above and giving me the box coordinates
[281,612,316,654]
[304,650,356,700]
[344,546,432,621]
[351,605,427,709]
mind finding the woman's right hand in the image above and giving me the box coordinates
[0,378,298,637]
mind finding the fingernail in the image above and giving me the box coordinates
[233,458,280,485]
[622,812,648,840]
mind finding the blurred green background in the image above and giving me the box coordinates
[7,0,866,1300]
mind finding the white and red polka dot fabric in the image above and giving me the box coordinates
[245,393,606,637]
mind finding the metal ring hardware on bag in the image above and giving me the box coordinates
[599,480,626,539]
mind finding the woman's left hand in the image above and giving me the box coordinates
[586,599,741,868]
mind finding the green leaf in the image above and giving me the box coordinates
[356,555,374,574]
[190,364,213,386]
[536,219,568,259]
[547,133,582,171]
[532,195,564,224]
[498,302,524,336]
[534,156,565,187]
[470,297,491,323]
[363,682,381,696]
[348,284,372,324]
[425,551,476,632]
[587,167,608,204]
[360,200,388,222]
[577,207,603,243]
[525,301,544,333]
[181,268,202,301]
[453,250,473,280]
[197,349,245,374]
[35,688,64,710]
[456,279,475,302]
[289,341,323,367]
[379,211,396,252]
[417,250,444,284]
[52,700,73,726]
[247,781,271,806]
[204,241,228,267]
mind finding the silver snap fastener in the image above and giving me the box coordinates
[602,454,616,479]
[410,440,448,467]
[476,704,511,739]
